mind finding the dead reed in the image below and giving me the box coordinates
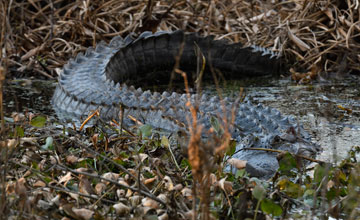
[3,0,360,80]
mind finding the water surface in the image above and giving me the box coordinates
[3,77,359,163]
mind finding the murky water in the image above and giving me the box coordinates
[205,77,360,163]
[3,77,359,163]
[3,79,56,119]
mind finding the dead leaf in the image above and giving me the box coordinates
[72,208,94,220]
[144,176,157,187]
[102,172,120,183]
[157,193,167,203]
[209,173,217,186]
[142,197,159,209]
[125,188,133,197]
[66,155,79,164]
[33,180,46,187]
[287,28,310,51]
[327,180,335,190]
[79,175,96,195]
[218,178,233,195]
[227,158,247,169]
[163,176,173,191]
[95,183,106,195]
[181,187,193,200]
[113,202,130,216]
[21,43,46,61]
[159,212,169,220]
[117,189,126,198]
[15,177,27,197]
[130,195,142,206]
[184,210,195,219]
[6,182,16,195]
[134,153,148,162]
[173,184,183,191]
[59,172,72,185]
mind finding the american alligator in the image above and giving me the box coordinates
[52,30,321,178]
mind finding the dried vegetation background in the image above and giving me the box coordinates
[1,0,360,220]
[1,0,360,81]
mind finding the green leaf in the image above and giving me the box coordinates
[180,158,191,169]
[261,198,283,216]
[30,116,46,127]
[285,182,304,198]
[225,140,236,156]
[113,158,127,167]
[314,164,326,184]
[43,176,52,183]
[41,137,53,150]
[326,187,337,201]
[235,169,246,178]
[277,178,304,198]
[138,124,152,137]
[161,136,170,148]
[278,152,297,172]
[250,177,269,189]
[303,189,315,206]
[252,184,266,201]
[15,126,24,137]
[143,215,158,220]
[210,116,224,136]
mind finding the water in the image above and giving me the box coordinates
[3,79,56,119]
[205,77,360,163]
[3,77,360,163]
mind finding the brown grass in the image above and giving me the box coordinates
[2,0,360,80]
[1,0,360,219]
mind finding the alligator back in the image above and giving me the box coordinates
[52,30,319,178]
[106,30,280,87]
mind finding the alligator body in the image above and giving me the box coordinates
[52,30,320,178]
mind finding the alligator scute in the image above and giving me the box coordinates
[52,30,321,179]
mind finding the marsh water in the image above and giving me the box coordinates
[3,76,360,163]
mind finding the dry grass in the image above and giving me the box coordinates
[1,0,360,80]
[1,0,360,219]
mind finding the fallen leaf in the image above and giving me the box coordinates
[142,197,159,209]
[125,189,133,197]
[33,180,46,188]
[117,189,125,198]
[59,172,72,185]
[79,175,96,195]
[113,202,130,216]
[102,172,120,182]
[227,158,247,169]
[15,178,27,197]
[130,195,142,206]
[72,208,94,220]
[181,187,193,200]
[163,176,173,191]
[218,178,233,195]
[159,212,169,220]
[173,184,183,191]
[66,155,79,164]
[157,193,167,203]
[144,176,157,187]
[95,183,106,195]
